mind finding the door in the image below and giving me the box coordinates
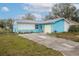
[44,24,51,33]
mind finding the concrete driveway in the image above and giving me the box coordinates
[19,33,79,56]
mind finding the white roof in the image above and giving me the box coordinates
[15,18,65,24]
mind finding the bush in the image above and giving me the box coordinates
[0,27,13,34]
[69,25,79,32]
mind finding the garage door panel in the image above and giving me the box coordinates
[17,24,35,30]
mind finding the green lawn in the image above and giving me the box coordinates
[49,32,79,42]
[0,33,62,56]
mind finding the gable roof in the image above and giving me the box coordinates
[43,18,65,24]
[65,19,79,25]
[15,18,66,24]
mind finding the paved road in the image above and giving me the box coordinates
[19,33,79,56]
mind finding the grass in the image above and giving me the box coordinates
[0,33,63,56]
[49,32,79,42]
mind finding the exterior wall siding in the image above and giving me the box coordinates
[64,21,70,32]
[53,19,64,32]
[51,23,53,32]
[13,22,43,33]
[13,18,69,33]
[13,22,18,33]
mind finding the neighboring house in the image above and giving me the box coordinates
[13,18,71,33]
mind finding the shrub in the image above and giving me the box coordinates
[69,25,79,32]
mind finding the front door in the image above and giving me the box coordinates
[44,24,51,33]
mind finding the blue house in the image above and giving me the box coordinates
[13,18,70,33]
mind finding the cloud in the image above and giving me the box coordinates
[13,13,45,21]
[23,3,54,19]
[1,6,9,12]
[14,13,42,19]
[23,3,54,13]
[30,3,53,9]
[23,3,54,20]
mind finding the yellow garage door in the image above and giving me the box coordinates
[44,24,52,33]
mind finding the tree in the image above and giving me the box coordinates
[44,13,53,20]
[0,19,13,33]
[22,13,35,20]
[6,19,13,32]
[0,20,5,28]
[52,3,78,20]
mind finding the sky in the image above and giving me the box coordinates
[0,3,79,20]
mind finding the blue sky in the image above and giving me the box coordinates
[0,3,79,20]
[0,3,31,19]
[0,3,52,20]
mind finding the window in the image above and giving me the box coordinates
[35,24,39,29]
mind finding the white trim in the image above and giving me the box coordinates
[64,21,70,32]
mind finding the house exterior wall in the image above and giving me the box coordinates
[52,19,64,32]
[64,21,70,32]
[51,23,53,32]
[13,22,43,33]
[13,18,70,33]
[43,19,65,33]
[13,21,18,33]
